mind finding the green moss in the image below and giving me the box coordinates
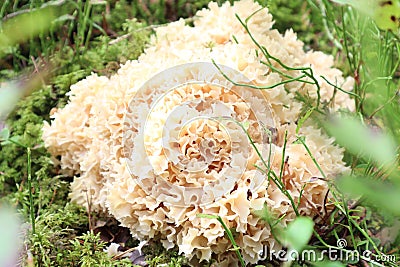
[143,243,189,267]
[0,84,65,203]
[29,203,195,267]
[80,19,150,77]
[67,232,134,267]
[29,203,86,266]
[28,203,134,266]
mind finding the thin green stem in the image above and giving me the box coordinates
[234,13,322,107]
[296,135,326,179]
[278,131,288,181]
[197,214,245,267]
[27,147,36,235]
[212,59,308,90]
[320,76,361,99]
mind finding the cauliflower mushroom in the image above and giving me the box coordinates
[42,0,353,265]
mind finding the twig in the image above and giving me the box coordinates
[2,0,67,21]
[30,56,46,87]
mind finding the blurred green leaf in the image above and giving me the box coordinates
[282,216,314,252]
[331,0,400,30]
[0,127,10,140]
[324,116,397,167]
[0,207,22,266]
[338,176,400,216]
[1,135,24,147]
[330,0,375,16]
[0,83,23,118]
[0,6,57,53]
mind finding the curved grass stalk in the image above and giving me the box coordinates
[320,76,361,99]
[235,11,322,106]
[196,214,246,267]
[212,59,309,90]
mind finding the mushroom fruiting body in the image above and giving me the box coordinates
[42,0,353,265]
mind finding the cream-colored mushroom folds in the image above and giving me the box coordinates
[42,0,353,265]
[123,63,274,208]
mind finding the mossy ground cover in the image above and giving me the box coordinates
[0,1,399,266]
